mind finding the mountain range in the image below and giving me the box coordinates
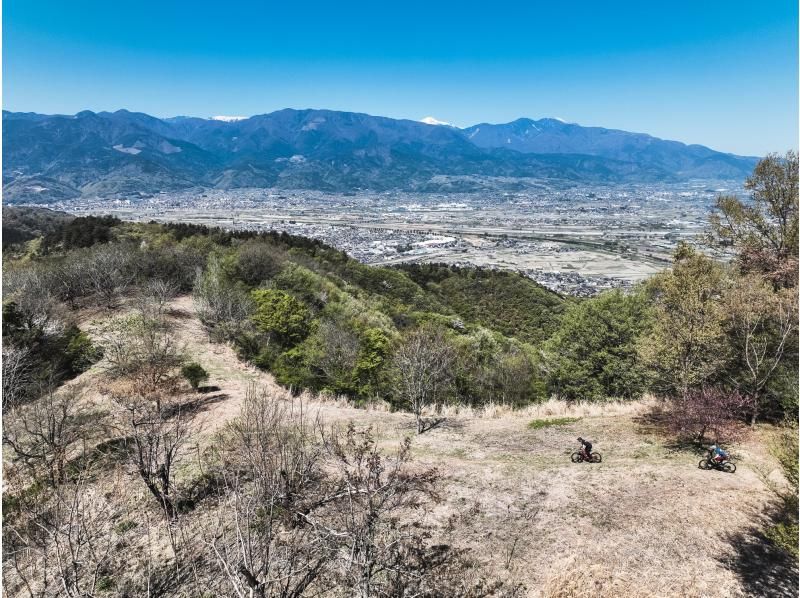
[2,108,758,201]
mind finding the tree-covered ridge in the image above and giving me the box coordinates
[4,213,570,412]
[397,263,568,344]
[2,205,74,248]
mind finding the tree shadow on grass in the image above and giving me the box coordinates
[65,435,133,477]
[632,408,709,456]
[404,417,466,434]
[722,524,798,598]
[116,562,195,598]
[164,306,193,320]
[164,392,230,418]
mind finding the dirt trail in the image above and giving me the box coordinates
[81,296,796,597]
[164,295,408,434]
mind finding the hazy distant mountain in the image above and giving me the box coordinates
[2,109,758,201]
[461,118,757,179]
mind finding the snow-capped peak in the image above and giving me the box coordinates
[420,116,452,127]
[210,115,248,122]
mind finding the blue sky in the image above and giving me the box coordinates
[4,0,797,155]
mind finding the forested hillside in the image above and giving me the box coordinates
[1,205,73,248]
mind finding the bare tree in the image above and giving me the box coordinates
[49,259,89,309]
[3,345,32,410]
[323,425,441,597]
[98,312,184,393]
[81,244,136,307]
[202,386,329,597]
[234,239,285,286]
[3,461,120,598]
[723,277,798,424]
[3,265,61,332]
[135,278,180,318]
[393,325,456,433]
[193,255,254,339]
[112,390,188,520]
[195,386,516,597]
[3,385,95,486]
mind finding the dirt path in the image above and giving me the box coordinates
[82,296,796,597]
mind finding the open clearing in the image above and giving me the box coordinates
[74,296,796,597]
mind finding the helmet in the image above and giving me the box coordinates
[577,437,583,442]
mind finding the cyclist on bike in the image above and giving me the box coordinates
[577,437,593,460]
[709,444,729,463]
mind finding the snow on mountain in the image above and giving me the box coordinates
[209,115,248,122]
[421,116,453,127]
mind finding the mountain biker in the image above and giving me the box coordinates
[709,444,729,463]
[577,437,593,460]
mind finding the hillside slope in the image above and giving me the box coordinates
[63,295,796,597]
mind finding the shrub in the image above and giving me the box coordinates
[181,362,209,391]
[64,326,102,375]
[251,289,311,346]
[766,424,799,558]
[233,239,285,286]
[664,386,753,446]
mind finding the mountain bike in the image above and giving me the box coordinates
[570,450,602,463]
[699,456,736,473]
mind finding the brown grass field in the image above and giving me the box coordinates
[66,296,796,597]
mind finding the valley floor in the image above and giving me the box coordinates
[72,296,796,597]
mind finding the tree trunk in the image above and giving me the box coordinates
[142,476,176,519]
[749,393,759,426]
[237,564,265,598]
[696,425,707,447]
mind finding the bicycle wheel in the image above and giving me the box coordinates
[570,452,583,463]
[722,462,736,474]
[699,459,712,470]
[590,452,602,463]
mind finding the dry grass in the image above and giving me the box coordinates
[423,397,656,420]
[541,560,652,598]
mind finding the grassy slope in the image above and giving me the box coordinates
[69,295,795,597]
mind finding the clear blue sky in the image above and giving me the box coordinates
[4,0,797,155]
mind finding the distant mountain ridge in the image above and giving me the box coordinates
[2,108,758,201]
[461,118,755,179]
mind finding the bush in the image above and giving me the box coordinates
[251,289,311,347]
[664,387,753,446]
[63,326,102,375]
[181,363,209,391]
[233,239,285,286]
[766,424,799,558]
